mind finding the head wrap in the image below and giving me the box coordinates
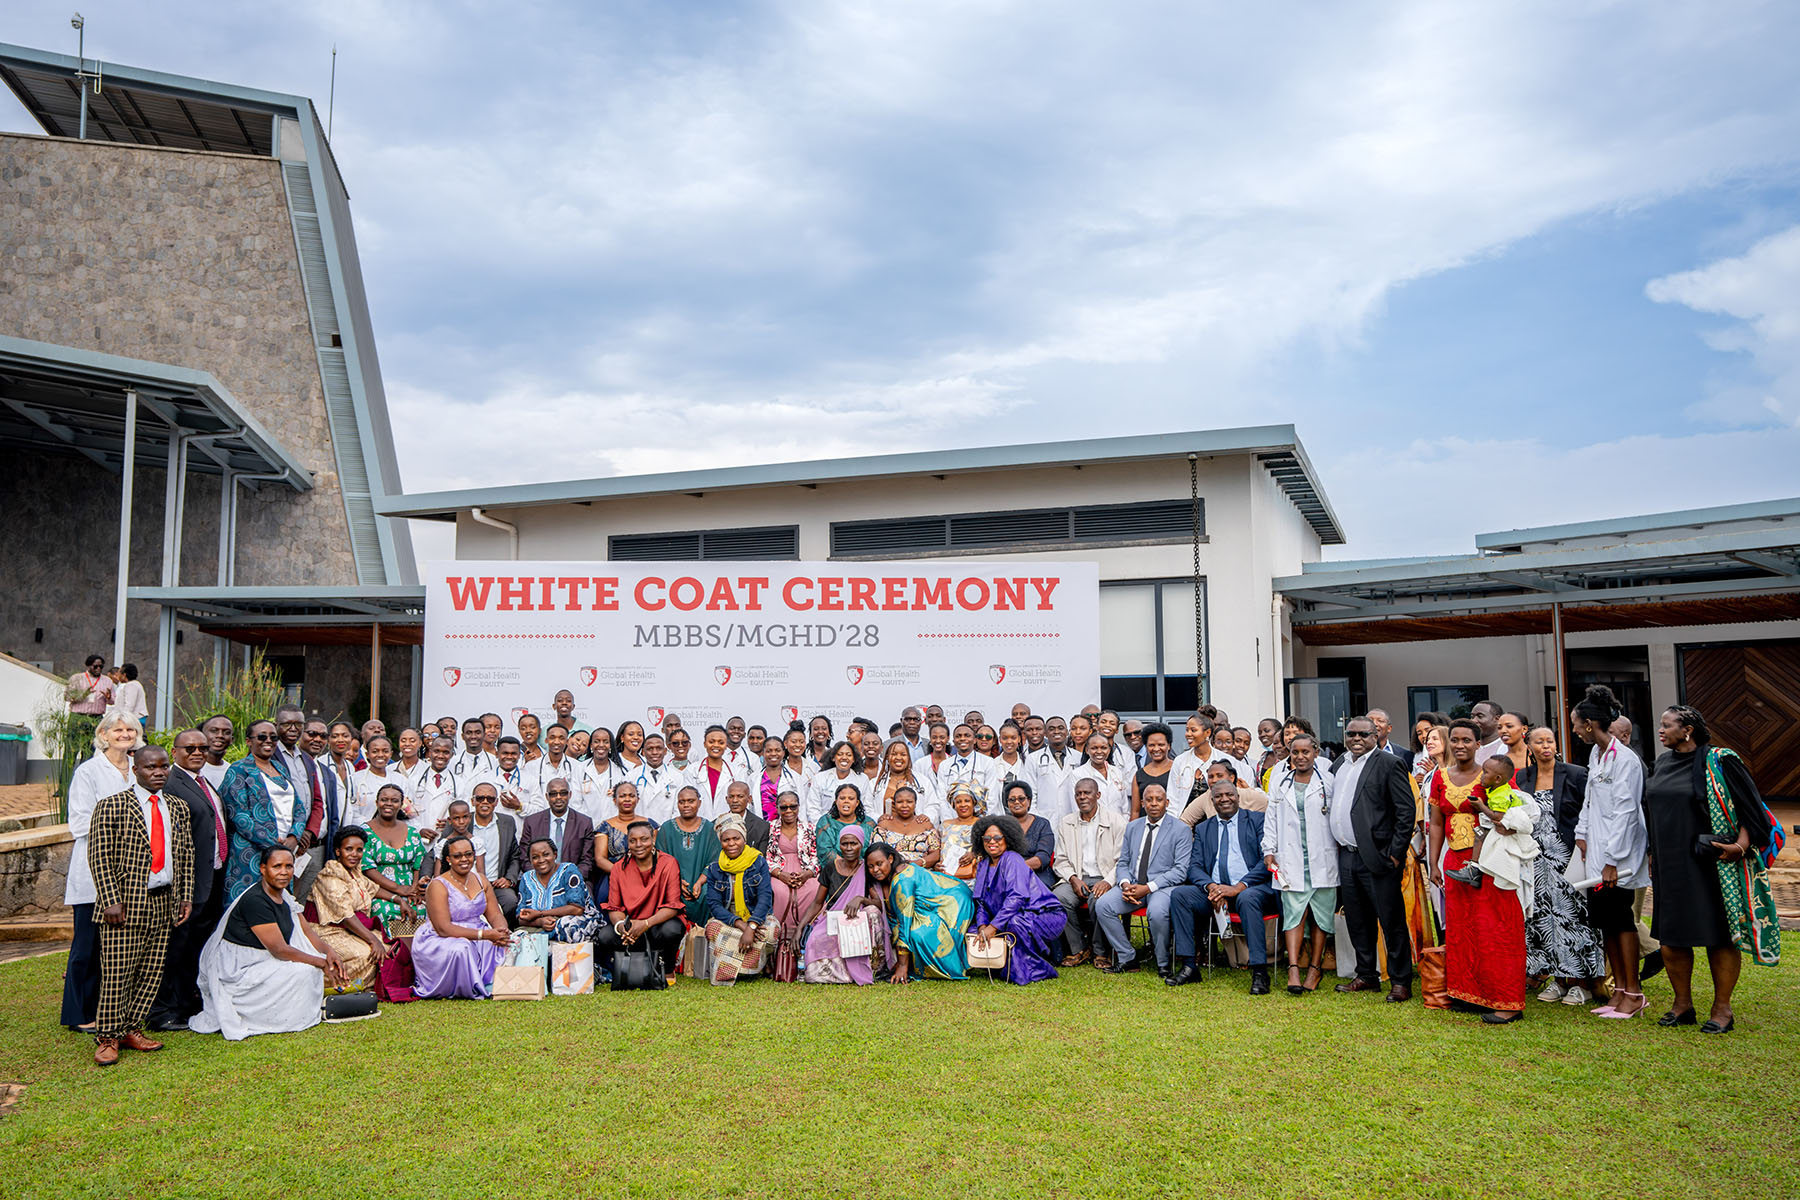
[715,813,747,840]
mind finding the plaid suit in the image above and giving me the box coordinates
[89,786,194,1039]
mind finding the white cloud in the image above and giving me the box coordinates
[1646,223,1800,426]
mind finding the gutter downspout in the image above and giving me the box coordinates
[470,507,519,560]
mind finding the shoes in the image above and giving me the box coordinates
[121,1031,164,1052]
[93,1037,120,1066]
[1165,963,1203,987]
[1287,968,1304,996]
[1093,955,1112,970]
[1249,967,1270,996]
[1303,966,1324,993]
[1385,983,1412,1003]
[76,1021,97,1034]
[1657,1009,1698,1027]
[1559,985,1593,1007]
[1480,1010,1522,1025]
[148,1017,189,1033]
[1334,977,1380,994]
[1445,864,1483,887]
[1700,1017,1734,1034]
[1640,949,1664,982]
[1060,951,1092,968]
[1536,981,1567,1002]
[1597,990,1645,1019]
[1101,956,1140,975]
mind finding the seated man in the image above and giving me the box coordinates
[1166,780,1278,993]
[1091,784,1191,976]
[593,819,684,983]
[1051,778,1126,966]
[1179,759,1270,825]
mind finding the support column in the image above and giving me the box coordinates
[370,623,382,723]
[1552,601,1569,753]
[112,390,138,670]
[155,434,188,730]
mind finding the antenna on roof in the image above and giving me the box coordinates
[70,12,103,141]
[328,44,337,139]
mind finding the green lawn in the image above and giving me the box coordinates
[2,950,1797,1199]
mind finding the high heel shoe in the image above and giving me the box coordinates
[1598,990,1646,1018]
[1286,967,1304,996]
[1303,965,1324,993]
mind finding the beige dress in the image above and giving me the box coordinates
[311,860,380,991]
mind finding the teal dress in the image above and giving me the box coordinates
[886,863,975,980]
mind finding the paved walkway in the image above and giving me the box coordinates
[0,782,54,819]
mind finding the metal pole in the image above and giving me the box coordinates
[154,433,186,729]
[369,622,381,723]
[113,390,137,670]
[76,22,87,140]
[1552,600,1570,756]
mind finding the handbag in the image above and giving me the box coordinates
[609,924,669,992]
[965,931,1014,972]
[773,895,800,983]
[323,992,378,1021]
[493,963,546,1000]
[384,902,423,941]
[1417,945,1449,1010]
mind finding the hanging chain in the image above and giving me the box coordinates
[1189,454,1204,690]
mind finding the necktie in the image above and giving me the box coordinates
[1136,820,1156,884]
[200,776,226,867]
[148,792,166,874]
[435,772,443,787]
[553,816,564,854]
[1217,819,1233,886]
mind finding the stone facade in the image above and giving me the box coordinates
[0,132,363,706]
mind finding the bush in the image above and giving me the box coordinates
[171,649,284,763]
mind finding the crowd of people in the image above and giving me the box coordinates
[58,682,1782,1064]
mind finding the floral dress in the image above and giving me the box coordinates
[876,821,942,868]
[360,824,427,927]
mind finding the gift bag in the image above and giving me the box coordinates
[683,925,715,980]
[828,910,872,958]
[1417,945,1449,1009]
[509,929,551,970]
[550,941,595,996]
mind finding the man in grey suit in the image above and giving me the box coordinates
[1091,784,1192,976]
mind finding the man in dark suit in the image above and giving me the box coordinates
[1328,717,1417,1002]
[1166,780,1278,992]
[467,783,522,925]
[520,777,595,881]
[148,729,224,1031]
[274,705,332,901]
[89,745,193,1066]
[721,781,772,852]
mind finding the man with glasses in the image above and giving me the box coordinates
[273,705,329,899]
[1328,716,1417,1003]
[520,778,595,879]
[147,729,225,1031]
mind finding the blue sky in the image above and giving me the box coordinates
[6,2,1799,559]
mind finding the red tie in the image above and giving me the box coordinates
[148,792,166,874]
[435,772,443,786]
[199,777,226,867]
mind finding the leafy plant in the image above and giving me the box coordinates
[170,649,284,762]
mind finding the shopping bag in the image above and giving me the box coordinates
[1417,945,1449,1009]
[829,910,872,958]
[1333,912,1357,978]
[508,929,551,970]
[550,941,595,995]
[683,925,715,979]
[493,963,546,1000]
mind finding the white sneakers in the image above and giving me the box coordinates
[1560,985,1593,1006]
[1537,981,1566,1002]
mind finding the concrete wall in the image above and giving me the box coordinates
[449,454,1325,714]
[0,826,73,917]
[0,132,364,709]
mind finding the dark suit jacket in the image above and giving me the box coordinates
[1185,810,1272,889]
[741,812,771,854]
[1346,749,1415,875]
[432,813,522,887]
[164,767,219,906]
[520,808,596,878]
[89,787,194,925]
[1513,761,1588,851]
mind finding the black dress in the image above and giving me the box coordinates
[1644,748,1767,948]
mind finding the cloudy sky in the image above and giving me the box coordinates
[6,2,1799,560]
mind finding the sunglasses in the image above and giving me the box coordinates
[778,805,799,812]
[248,732,277,742]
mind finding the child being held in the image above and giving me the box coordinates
[1444,755,1540,908]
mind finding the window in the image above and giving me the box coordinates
[609,525,799,561]
[1407,685,1489,727]
[1099,579,1206,719]
[831,499,1202,557]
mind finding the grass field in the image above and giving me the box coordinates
[3,950,1798,1199]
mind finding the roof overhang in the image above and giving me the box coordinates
[1279,522,1800,639]
[0,335,313,486]
[128,585,425,630]
[377,424,1347,545]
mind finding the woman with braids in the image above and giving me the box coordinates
[1644,705,1781,1032]
[1570,685,1649,1019]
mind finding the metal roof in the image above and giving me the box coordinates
[0,335,312,487]
[377,424,1348,545]
[127,585,426,626]
[1277,515,1800,627]
[1473,495,1800,552]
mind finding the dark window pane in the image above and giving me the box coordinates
[1101,676,1156,713]
[1164,675,1199,712]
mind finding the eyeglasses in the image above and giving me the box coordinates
[248,732,277,742]
[778,805,799,812]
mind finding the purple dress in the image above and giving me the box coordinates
[411,875,504,999]
[972,850,1067,985]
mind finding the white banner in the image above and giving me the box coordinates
[421,560,1099,737]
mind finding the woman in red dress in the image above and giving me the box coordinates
[1428,718,1527,1024]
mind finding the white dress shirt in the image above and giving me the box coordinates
[1329,749,1371,850]
[134,783,176,889]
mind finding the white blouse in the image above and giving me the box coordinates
[64,752,132,905]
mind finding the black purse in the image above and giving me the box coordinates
[610,941,669,992]
[323,992,378,1020]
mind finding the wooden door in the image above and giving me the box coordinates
[1680,640,1800,801]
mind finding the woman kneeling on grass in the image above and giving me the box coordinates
[862,842,973,982]
[970,815,1067,985]
[412,836,511,999]
[192,846,344,1041]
